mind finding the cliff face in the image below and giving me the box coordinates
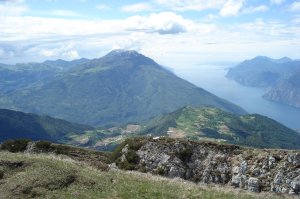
[116,138,300,195]
[263,74,300,108]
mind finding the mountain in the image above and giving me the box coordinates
[263,72,300,107]
[139,106,300,149]
[0,58,90,94]
[1,50,245,126]
[226,56,300,107]
[0,109,93,142]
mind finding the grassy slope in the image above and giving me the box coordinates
[141,107,300,149]
[0,109,93,142]
[0,151,288,199]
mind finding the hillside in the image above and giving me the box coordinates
[0,109,93,142]
[0,58,89,94]
[0,139,294,198]
[72,107,300,151]
[226,56,300,107]
[0,49,245,126]
[140,107,300,149]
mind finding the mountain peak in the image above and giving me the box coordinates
[105,49,140,58]
[252,56,292,63]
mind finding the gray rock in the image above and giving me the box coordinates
[232,174,247,188]
[268,156,276,168]
[247,177,260,192]
[240,161,248,174]
[232,166,239,174]
[118,139,300,196]
[274,172,284,184]
[291,176,300,193]
[288,153,300,165]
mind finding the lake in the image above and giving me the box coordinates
[174,65,300,130]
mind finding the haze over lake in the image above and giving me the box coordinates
[174,65,300,130]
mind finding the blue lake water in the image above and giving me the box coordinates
[174,65,300,130]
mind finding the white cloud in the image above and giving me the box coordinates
[289,1,300,12]
[0,0,27,16]
[155,0,226,11]
[112,33,143,51]
[121,3,153,13]
[50,10,82,17]
[270,0,285,5]
[37,43,80,60]
[95,4,110,10]
[126,12,195,34]
[242,5,268,14]
[220,0,244,17]
[0,8,299,65]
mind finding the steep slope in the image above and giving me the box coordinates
[0,109,93,142]
[4,50,245,126]
[140,107,300,149]
[263,72,300,107]
[226,56,300,107]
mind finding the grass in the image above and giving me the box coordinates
[140,106,300,149]
[0,151,293,199]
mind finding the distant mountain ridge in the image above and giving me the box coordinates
[0,49,245,126]
[226,56,300,108]
[0,58,90,94]
[0,109,93,142]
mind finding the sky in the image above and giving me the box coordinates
[0,0,300,68]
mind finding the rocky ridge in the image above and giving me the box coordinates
[116,138,300,196]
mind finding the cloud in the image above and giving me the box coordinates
[121,3,153,13]
[155,0,226,11]
[289,1,300,12]
[50,10,82,17]
[220,0,244,17]
[112,33,143,51]
[95,4,110,10]
[126,12,193,34]
[270,0,285,5]
[0,0,27,16]
[0,6,299,65]
[242,5,268,14]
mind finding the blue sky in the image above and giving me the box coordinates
[0,0,299,68]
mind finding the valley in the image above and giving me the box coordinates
[174,64,300,130]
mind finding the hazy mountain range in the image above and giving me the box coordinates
[227,56,300,108]
[0,49,245,126]
[1,50,299,150]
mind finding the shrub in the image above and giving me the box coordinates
[112,137,148,161]
[0,168,4,179]
[35,140,52,151]
[175,148,193,162]
[116,149,140,170]
[156,167,165,175]
[0,139,31,153]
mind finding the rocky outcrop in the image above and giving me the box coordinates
[263,77,300,108]
[117,138,300,195]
